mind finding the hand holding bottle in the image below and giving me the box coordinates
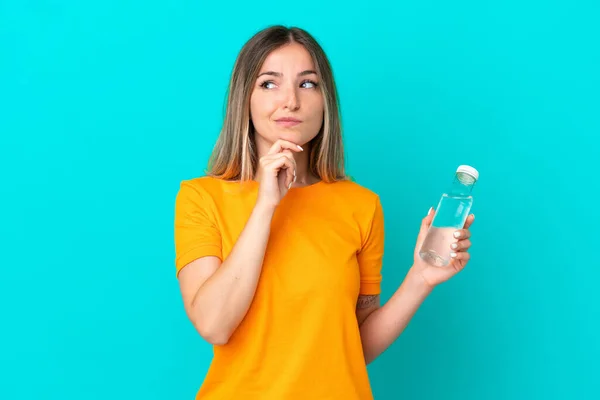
[411,209,475,288]
[411,165,479,288]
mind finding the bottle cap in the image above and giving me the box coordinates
[457,165,479,180]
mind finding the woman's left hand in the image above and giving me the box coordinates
[411,208,475,289]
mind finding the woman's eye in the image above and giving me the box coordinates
[260,81,276,89]
[301,80,318,89]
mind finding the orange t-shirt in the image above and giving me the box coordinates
[174,176,384,399]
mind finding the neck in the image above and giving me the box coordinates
[291,148,312,184]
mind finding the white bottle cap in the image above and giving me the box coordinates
[457,165,479,180]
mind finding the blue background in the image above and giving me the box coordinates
[1,1,598,399]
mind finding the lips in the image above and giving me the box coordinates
[275,117,302,127]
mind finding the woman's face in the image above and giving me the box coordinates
[250,42,324,150]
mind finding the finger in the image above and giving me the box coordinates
[264,153,294,169]
[267,139,304,155]
[450,239,471,252]
[261,152,297,170]
[281,150,297,186]
[416,207,435,247]
[281,149,295,160]
[284,157,295,189]
[452,228,471,240]
[450,251,470,268]
[276,151,297,183]
[463,214,475,229]
[421,207,435,232]
[265,155,295,188]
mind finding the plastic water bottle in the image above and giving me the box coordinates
[419,165,479,267]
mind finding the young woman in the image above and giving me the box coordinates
[174,25,474,400]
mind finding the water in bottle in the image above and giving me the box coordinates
[419,165,479,267]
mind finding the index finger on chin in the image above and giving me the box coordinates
[268,139,304,155]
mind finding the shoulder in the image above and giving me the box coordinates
[179,175,224,192]
[329,179,385,248]
[176,176,213,202]
[177,176,249,196]
[175,176,225,206]
[328,178,382,207]
[176,176,257,209]
[324,178,384,223]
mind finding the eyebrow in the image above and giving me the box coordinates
[257,70,317,78]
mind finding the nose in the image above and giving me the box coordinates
[283,86,300,111]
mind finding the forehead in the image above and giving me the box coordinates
[259,43,316,72]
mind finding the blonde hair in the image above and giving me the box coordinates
[207,25,347,183]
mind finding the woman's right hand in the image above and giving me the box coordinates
[255,139,303,208]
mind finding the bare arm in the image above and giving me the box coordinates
[178,202,275,345]
[177,140,301,345]
[356,268,433,364]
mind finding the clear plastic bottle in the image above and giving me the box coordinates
[419,165,479,267]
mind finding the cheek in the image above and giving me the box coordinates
[251,93,276,120]
[306,96,325,121]
[249,94,260,119]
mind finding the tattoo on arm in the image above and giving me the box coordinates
[356,294,380,309]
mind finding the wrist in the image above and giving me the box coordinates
[405,267,435,297]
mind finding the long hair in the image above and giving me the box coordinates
[206,25,346,183]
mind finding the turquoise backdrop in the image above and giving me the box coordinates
[1,1,598,399]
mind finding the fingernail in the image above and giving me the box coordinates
[288,182,292,189]
[451,243,458,249]
[450,252,457,258]
[453,231,461,238]
[294,175,297,183]
[427,207,433,215]
[297,145,303,151]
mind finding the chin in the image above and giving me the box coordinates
[274,132,304,144]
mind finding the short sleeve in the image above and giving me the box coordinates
[356,195,384,295]
[174,181,222,277]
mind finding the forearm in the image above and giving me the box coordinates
[359,268,433,364]
[191,202,275,342]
